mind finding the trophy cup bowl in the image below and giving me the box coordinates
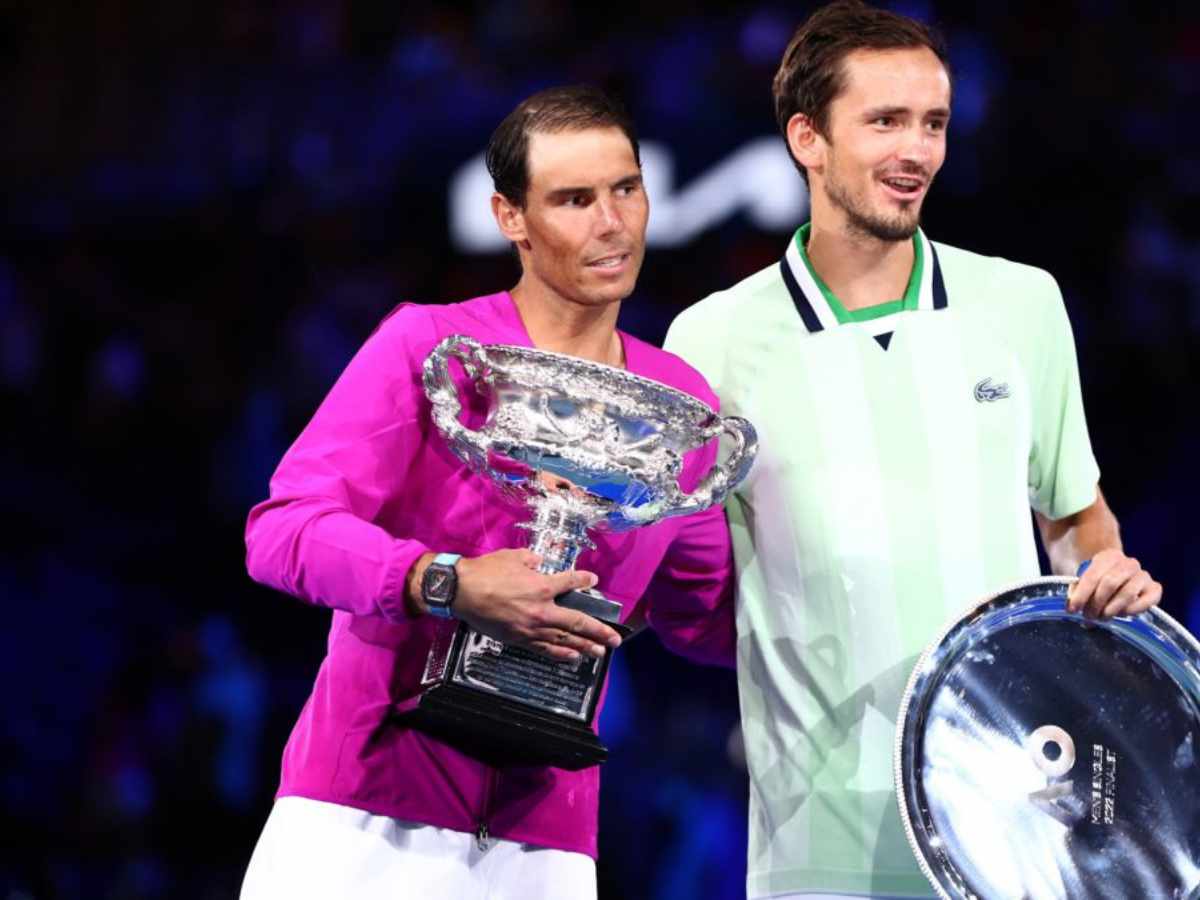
[409,333,757,770]
[896,577,1200,899]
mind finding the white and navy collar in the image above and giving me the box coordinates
[779,226,947,345]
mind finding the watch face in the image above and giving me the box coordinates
[424,564,456,605]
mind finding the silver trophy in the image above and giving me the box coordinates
[410,333,757,770]
[896,576,1200,899]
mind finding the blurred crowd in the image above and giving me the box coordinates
[3,2,1199,897]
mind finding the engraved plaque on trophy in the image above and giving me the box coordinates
[896,577,1200,899]
[409,333,757,770]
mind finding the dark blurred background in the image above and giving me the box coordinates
[3,1,1199,898]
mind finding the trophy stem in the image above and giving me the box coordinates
[523,499,595,574]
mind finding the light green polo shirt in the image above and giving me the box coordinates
[664,227,1100,898]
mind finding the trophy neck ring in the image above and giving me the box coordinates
[517,496,599,574]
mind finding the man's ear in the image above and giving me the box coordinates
[785,113,825,176]
[491,192,529,247]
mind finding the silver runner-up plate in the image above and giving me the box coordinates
[896,576,1200,900]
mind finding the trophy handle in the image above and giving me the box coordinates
[663,415,758,517]
[422,334,493,454]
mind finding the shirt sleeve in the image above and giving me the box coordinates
[243,305,434,623]
[1026,272,1101,520]
[663,302,725,397]
[641,375,737,669]
[643,503,737,668]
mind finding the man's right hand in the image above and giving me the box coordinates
[407,549,622,662]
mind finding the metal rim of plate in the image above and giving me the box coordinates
[894,575,1200,900]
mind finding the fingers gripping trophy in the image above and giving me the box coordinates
[411,333,758,770]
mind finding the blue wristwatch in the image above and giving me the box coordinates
[421,552,462,619]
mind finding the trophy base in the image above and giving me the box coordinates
[410,681,609,770]
[405,587,632,770]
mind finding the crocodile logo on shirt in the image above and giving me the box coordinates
[973,377,1011,403]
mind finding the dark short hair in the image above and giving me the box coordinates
[485,85,640,208]
[773,0,949,176]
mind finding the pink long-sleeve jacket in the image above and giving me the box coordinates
[245,291,735,858]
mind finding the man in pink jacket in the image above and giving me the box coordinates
[239,85,737,900]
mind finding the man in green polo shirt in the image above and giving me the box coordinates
[663,2,1163,898]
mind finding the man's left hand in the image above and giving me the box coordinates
[1067,548,1162,619]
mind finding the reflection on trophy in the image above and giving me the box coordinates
[411,333,758,770]
[896,577,1200,899]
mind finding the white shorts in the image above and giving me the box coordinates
[240,796,597,900]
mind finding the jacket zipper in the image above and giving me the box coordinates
[477,767,497,851]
